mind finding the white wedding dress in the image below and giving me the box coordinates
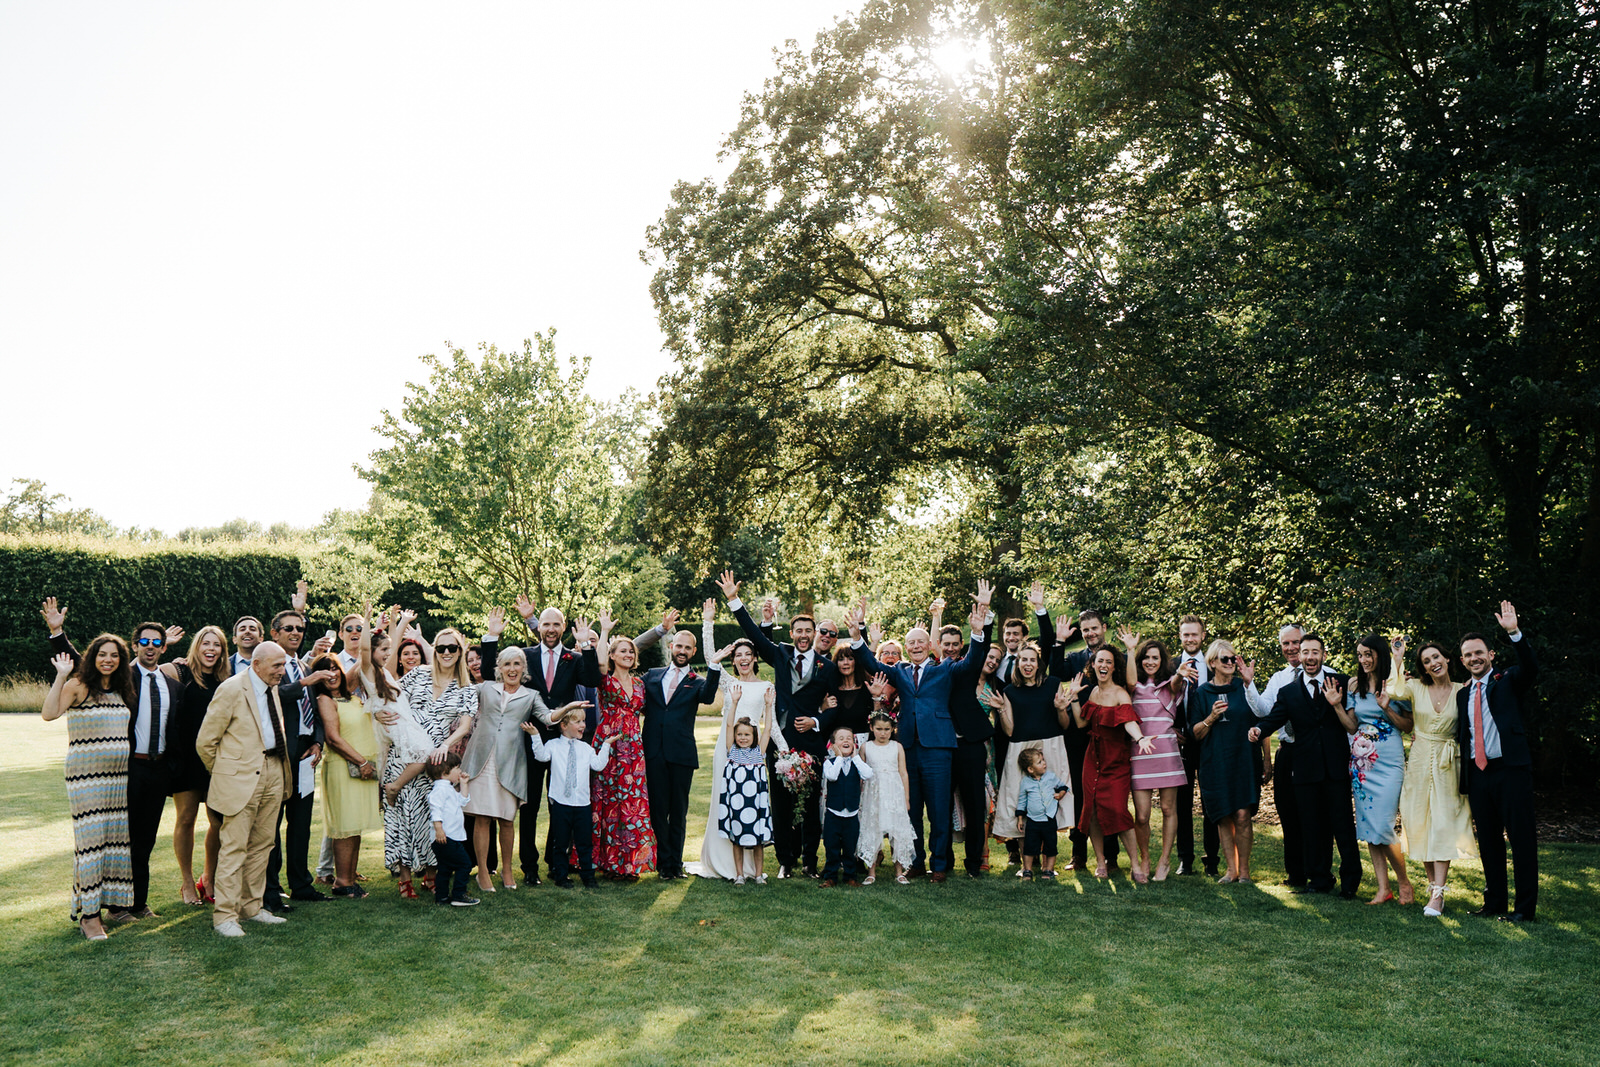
[686,673,786,879]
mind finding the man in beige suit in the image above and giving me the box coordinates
[197,641,294,937]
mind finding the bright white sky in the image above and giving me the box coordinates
[0,1,855,532]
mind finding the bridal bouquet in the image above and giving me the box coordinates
[774,749,818,825]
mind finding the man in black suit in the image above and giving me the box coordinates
[944,620,999,876]
[640,629,723,878]
[1172,614,1221,877]
[47,614,183,920]
[1050,609,1120,871]
[719,572,839,877]
[1456,601,1539,923]
[1248,633,1362,896]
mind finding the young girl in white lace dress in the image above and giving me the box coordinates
[855,711,917,884]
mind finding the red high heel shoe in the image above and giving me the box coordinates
[397,875,419,900]
[195,878,215,904]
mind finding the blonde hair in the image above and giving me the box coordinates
[607,635,637,674]
[185,625,233,688]
[557,705,586,728]
[431,628,472,687]
[1204,638,1237,670]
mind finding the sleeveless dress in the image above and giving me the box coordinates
[166,663,219,795]
[719,745,773,846]
[1348,689,1407,846]
[993,678,1074,839]
[856,738,917,866]
[322,695,383,838]
[368,670,440,872]
[689,676,782,879]
[1394,676,1475,860]
[592,674,657,876]
[1130,681,1188,789]
[1192,681,1260,822]
[65,690,135,920]
[1078,701,1138,835]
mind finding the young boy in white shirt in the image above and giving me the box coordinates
[820,727,875,887]
[427,753,477,906]
[523,708,613,889]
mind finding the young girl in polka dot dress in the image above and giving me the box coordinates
[717,687,777,885]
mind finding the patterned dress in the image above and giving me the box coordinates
[1348,689,1407,846]
[371,670,441,872]
[719,745,772,847]
[591,674,656,876]
[1130,681,1189,789]
[65,689,135,920]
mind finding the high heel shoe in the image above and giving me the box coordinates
[1423,883,1446,917]
[1368,890,1394,905]
[397,876,419,901]
[195,877,215,904]
[1153,862,1170,882]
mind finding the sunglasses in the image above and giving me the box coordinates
[434,644,461,654]
[343,624,365,633]
[817,629,838,637]
[1218,655,1237,665]
[276,624,306,633]
[136,637,165,647]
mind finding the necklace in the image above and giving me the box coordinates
[1427,681,1451,713]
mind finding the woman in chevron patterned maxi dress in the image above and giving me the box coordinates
[41,631,137,942]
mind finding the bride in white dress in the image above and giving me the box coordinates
[687,604,790,880]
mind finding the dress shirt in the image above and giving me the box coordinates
[248,670,277,750]
[1176,649,1209,686]
[133,664,169,755]
[1255,663,1300,742]
[822,753,875,817]
[1464,634,1521,763]
[338,650,358,671]
[428,779,470,841]
[229,651,252,675]
[1016,771,1070,821]
[530,734,611,806]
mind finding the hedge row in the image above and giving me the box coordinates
[0,537,305,679]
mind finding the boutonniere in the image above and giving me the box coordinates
[560,650,573,662]
[683,671,698,683]
[1491,671,1503,683]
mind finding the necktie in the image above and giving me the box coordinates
[287,657,314,730]
[565,739,578,799]
[145,672,162,756]
[1472,681,1488,770]
[265,686,288,758]
[794,652,804,677]
[913,664,922,692]
[1306,673,1318,702]
[666,667,680,704]
[545,648,557,692]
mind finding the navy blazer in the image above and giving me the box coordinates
[945,622,996,744]
[852,632,988,749]
[1455,633,1537,790]
[732,602,838,755]
[639,665,721,768]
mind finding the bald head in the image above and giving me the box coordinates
[251,641,288,685]
[538,607,567,648]
[904,626,931,664]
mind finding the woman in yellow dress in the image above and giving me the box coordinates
[311,651,382,898]
[1386,636,1476,917]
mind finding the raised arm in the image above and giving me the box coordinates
[632,607,679,655]
[41,653,84,722]
[1117,626,1140,689]
[1030,581,1055,662]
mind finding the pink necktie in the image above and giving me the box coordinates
[545,649,556,692]
[1472,681,1488,770]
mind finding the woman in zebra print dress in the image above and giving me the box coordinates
[41,631,137,942]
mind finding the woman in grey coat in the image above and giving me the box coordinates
[462,646,585,892]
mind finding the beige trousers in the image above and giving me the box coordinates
[213,755,288,928]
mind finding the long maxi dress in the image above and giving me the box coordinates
[65,688,135,920]
[1392,672,1476,861]
[590,673,658,877]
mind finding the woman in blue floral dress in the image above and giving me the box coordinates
[1347,634,1415,905]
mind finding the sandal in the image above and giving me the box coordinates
[754,874,768,885]
[80,915,108,941]
[397,876,419,901]
[895,873,909,885]
[421,871,436,892]
[1153,862,1170,883]
[1368,890,1394,906]
[196,878,215,904]
[1423,883,1446,917]
[861,875,876,886]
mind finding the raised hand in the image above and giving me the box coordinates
[967,599,987,632]
[715,570,739,601]
[1055,615,1080,645]
[659,607,681,632]
[1238,658,1256,684]
[52,651,74,678]
[867,620,883,648]
[596,608,615,636]
[165,624,185,646]
[1028,580,1046,612]
[1053,686,1071,711]
[303,669,338,688]
[515,593,536,622]
[929,596,946,617]
[972,579,994,609]
[572,617,596,645]
[40,597,67,633]
[724,681,742,707]
[760,598,776,625]
[558,700,592,716]
[764,686,776,712]
[309,634,333,657]
[1321,675,1345,706]
[292,579,309,613]
[1390,633,1407,658]
[1067,674,1089,703]
[703,597,716,624]
[1117,625,1137,650]
[405,625,424,644]
[1494,600,1519,633]
[1375,688,1391,712]
[485,606,507,638]
[708,641,736,666]
[867,671,892,700]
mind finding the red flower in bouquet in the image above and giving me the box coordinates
[773,749,818,826]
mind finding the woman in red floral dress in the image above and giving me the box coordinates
[590,612,657,879]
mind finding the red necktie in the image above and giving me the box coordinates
[913,664,922,692]
[1472,681,1488,770]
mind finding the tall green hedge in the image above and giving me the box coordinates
[0,536,304,679]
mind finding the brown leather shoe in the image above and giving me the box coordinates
[929,872,948,884]
[845,879,861,887]
[820,879,837,888]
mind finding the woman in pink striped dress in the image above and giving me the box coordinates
[1119,629,1190,881]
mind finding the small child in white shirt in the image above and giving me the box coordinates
[820,727,875,886]
[426,753,476,906]
[522,707,612,888]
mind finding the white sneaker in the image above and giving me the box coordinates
[215,921,246,937]
[248,910,288,925]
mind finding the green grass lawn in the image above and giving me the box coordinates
[2,713,1597,1066]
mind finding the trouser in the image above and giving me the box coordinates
[822,811,862,882]
[519,756,550,878]
[1066,732,1120,867]
[214,757,288,927]
[265,787,316,900]
[316,835,334,880]
[1467,759,1539,918]
[1274,742,1305,884]
[905,742,954,873]
[433,838,472,902]
[127,756,177,909]
[645,758,694,875]
[1176,747,1219,871]
[547,800,595,883]
[1296,777,1362,892]
[769,745,822,871]
[948,739,991,874]
[1023,816,1058,859]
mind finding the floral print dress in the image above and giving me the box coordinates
[591,674,656,877]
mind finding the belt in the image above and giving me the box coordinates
[262,750,287,760]
[132,753,163,761]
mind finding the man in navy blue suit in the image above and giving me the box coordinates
[845,582,992,882]
[640,629,723,879]
[1457,601,1539,923]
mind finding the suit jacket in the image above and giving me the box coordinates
[639,664,721,768]
[947,623,996,744]
[853,634,988,750]
[732,602,838,754]
[1251,670,1351,786]
[196,671,294,816]
[483,627,656,742]
[1455,633,1537,791]
[52,631,183,753]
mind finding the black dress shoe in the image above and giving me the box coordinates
[1338,888,1358,899]
[1469,905,1508,918]
[289,889,329,903]
[1497,912,1533,924]
[527,873,543,887]
[1290,884,1318,895]
[1280,880,1307,889]
[1174,862,1194,876]
[264,897,294,913]
[803,867,820,879]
